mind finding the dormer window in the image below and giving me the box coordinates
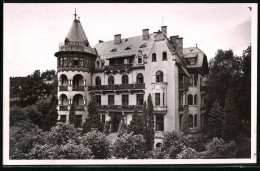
[162,52,167,61]
[84,40,89,47]
[152,53,157,62]
[111,48,117,52]
[140,44,146,48]
[138,56,142,64]
[125,47,131,50]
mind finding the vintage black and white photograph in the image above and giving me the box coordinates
[3,3,257,165]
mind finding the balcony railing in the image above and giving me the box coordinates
[178,105,188,111]
[74,105,85,111]
[179,83,189,90]
[59,86,68,91]
[89,83,145,91]
[60,105,68,111]
[104,64,133,72]
[72,86,85,91]
[97,105,143,111]
[200,86,207,92]
[154,106,167,112]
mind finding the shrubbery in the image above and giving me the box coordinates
[112,133,146,159]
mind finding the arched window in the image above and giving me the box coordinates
[156,70,164,82]
[108,75,114,85]
[194,114,197,127]
[122,74,129,84]
[188,94,193,105]
[152,53,157,62]
[95,76,101,86]
[162,52,167,60]
[194,94,197,105]
[136,73,144,83]
[138,56,142,64]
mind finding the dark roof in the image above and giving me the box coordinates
[183,47,205,68]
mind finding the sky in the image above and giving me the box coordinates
[4,3,254,77]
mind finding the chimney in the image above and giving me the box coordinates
[114,34,121,44]
[170,35,179,44]
[142,29,149,40]
[99,40,103,43]
[161,26,167,37]
[176,37,183,57]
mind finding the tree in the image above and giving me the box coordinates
[81,130,110,159]
[117,115,127,137]
[10,105,28,126]
[180,107,191,134]
[113,133,146,159]
[221,89,239,141]
[82,95,103,134]
[45,95,58,130]
[127,107,144,135]
[145,93,155,151]
[69,101,76,126]
[208,100,224,138]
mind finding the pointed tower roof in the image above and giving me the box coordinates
[66,19,88,42]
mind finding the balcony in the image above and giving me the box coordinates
[88,83,145,92]
[154,106,167,114]
[72,86,85,91]
[103,64,133,73]
[97,105,143,111]
[178,105,188,111]
[60,105,68,111]
[200,86,207,92]
[179,83,189,91]
[74,105,85,111]
[59,41,87,52]
[59,86,68,91]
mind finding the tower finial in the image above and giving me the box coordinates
[74,8,77,19]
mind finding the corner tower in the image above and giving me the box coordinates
[54,13,97,127]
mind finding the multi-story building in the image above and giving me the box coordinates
[54,14,209,145]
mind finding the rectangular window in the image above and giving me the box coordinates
[75,115,82,128]
[79,58,84,66]
[73,57,79,66]
[136,94,144,105]
[96,95,101,105]
[156,116,164,131]
[108,95,114,105]
[122,95,129,106]
[155,93,160,106]
[64,57,67,66]
[60,115,66,123]
[101,115,106,124]
[190,58,196,65]
[163,93,165,106]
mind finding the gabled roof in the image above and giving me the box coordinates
[94,34,156,60]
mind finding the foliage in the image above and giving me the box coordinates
[47,122,80,146]
[81,130,110,159]
[28,140,93,159]
[180,107,192,134]
[10,105,28,126]
[203,137,237,159]
[208,100,224,138]
[221,89,238,141]
[10,120,46,159]
[117,116,127,137]
[112,133,146,159]
[82,95,103,134]
[177,146,206,159]
[69,102,76,125]
[103,121,111,135]
[127,107,144,135]
[45,95,58,130]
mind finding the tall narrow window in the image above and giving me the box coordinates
[194,114,197,127]
[96,95,101,105]
[188,114,193,128]
[108,75,114,85]
[188,94,193,105]
[162,52,167,61]
[155,93,160,106]
[122,95,129,105]
[194,94,197,105]
[60,58,64,66]
[75,115,82,128]
[152,53,157,62]
[156,116,164,131]
[95,76,101,86]
[101,115,105,124]
[138,56,142,64]
[97,61,100,68]
[79,58,84,66]
[136,94,144,105]
[122,74,129,84]
[108,95,114,105]
[163,93,165,106]
[73,57,79,66]
[136,73,144,83]
[156,70,164,82]
[194,74,198,86]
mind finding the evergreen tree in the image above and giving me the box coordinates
[180,107,191,134]
[117,116,127,137]
[127,107,144,135]
[221,89,238,141]
[45,95,58,130]
[69,101,76,126]
[147,94,155,151]
[82,95,103,134]
[207,100,224,138]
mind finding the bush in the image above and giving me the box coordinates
[177,146,206,159]
[47,122,80,146]
[28,140,93,159]
[117,118,127,137]
[112,133,146,159]
[10,120,46,159]
[81,130,110,159]
[204,137,237,159]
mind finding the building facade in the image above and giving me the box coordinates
[54,15,209,145]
